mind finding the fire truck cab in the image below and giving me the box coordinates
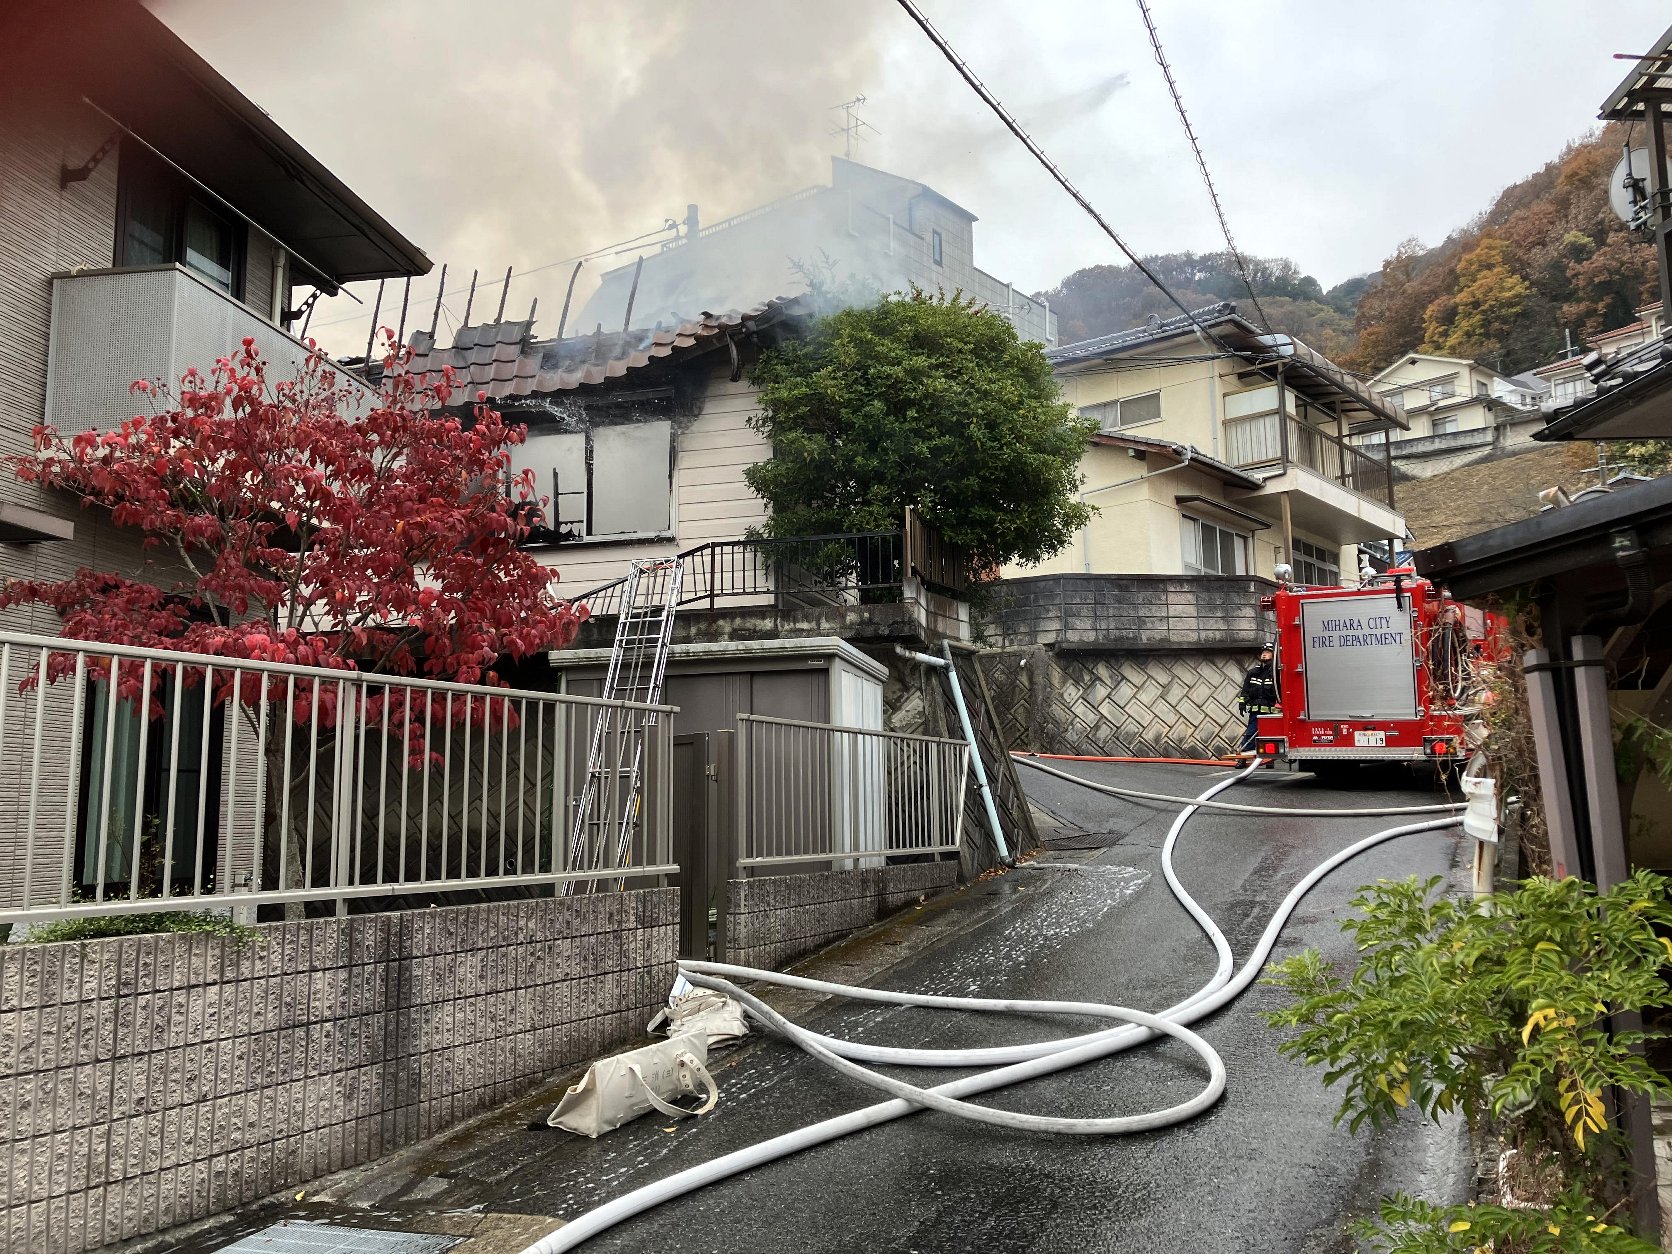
[1253,569,1499,775]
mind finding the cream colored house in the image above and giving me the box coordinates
[1367,354,1541,439]
[1013,303,1407,584]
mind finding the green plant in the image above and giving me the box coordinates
[745,288,1094,570]
[1264,872,1672,1198]
[16,911,262,946]
[1356,1186,1657,1252]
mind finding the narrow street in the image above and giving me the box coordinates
[159,761,1473,1254]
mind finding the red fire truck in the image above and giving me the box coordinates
[1253,569,1502,777]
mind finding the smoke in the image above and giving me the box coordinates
[148,0,894,353]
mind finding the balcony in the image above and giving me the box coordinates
[1223,410,1403,542]
[45,264,375,437]
[569,511,974,645]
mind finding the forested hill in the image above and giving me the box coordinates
[1039,253,1365,360]
[1037,125,1658,378]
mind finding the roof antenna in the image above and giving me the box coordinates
[557,259,584,340]
[461,268,479,327]
[828,95,879,160]
[494,265,513,323]
[428,263,448,337]
[363,278,387,367]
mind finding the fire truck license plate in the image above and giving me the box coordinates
[1354,731,1387,747]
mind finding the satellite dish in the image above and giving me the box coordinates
[1608,148,1671,225]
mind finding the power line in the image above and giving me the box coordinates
[891,0,1243,359]
[1134,0,1274,334]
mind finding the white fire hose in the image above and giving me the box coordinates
[518,762,1465,1253]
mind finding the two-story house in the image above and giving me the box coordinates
[0,0,427,914]
[0,0,430,636]
[575,157,1056,346]
[1360,353,1547,479]
[1007,303,1407,587]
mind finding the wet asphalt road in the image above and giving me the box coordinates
[171,760,1475,1254]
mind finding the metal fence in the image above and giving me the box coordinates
[734,713,968,871]
[0,631,675,924]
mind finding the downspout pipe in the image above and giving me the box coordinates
[1079,445,1197,573]
[895,644,1012,866]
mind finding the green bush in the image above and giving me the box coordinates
[15,910,261,946]
[1356,1186,1658,1252]
[1265,871,1672,1219]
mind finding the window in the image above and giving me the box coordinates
[931,230,944,266]
[1378,389,1406,414]
[1353,429,1390,447]
[1081,391,1162,432]
[1475,380,1489,397]
[115,145,245,297]
[1292,538,1339,587]
[1182,515,1250,576]
[1431,415,1460,436]
[1428,380,1456,403]
[510,419,674,541]
[78,672,223,895]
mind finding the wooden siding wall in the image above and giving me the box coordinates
[541,366,771,596]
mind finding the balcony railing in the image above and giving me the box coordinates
[572,512,973,620]
[1223,411,1393,506]
[46,264,375,437]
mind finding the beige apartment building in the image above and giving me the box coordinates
[1011,303,1407,585]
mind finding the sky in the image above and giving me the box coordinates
[153,0,1671,355]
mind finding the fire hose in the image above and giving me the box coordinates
[518,762,1466,1253]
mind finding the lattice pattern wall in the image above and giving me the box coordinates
[971,647,1254,761]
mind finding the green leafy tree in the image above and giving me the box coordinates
[745,290,1094,569]
[1265,872,1672,1236]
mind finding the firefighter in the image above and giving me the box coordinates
[1237,642,1279,752]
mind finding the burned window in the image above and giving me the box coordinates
[510,418,672,542]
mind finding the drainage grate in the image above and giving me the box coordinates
[1041,831,1124,850]
[217,1222,463,1254]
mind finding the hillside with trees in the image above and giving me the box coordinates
[1038,126,1658,379]
[1343,124,1656,376]
[1039,252,1364,359]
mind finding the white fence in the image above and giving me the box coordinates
[0,631,675,923]
[734,713,967,870]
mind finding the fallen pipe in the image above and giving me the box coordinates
[895,643,1011,865]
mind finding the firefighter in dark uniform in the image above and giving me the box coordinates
[1237,642,1279,752]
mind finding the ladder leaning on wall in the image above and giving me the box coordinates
[563,557,684,891]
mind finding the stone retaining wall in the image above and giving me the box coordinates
[723,861,958,970]
[0,890,676,1253]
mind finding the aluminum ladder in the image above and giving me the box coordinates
[564,557,684,890]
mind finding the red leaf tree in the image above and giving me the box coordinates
[1,334,583,905]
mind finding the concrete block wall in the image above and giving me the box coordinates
[724,862,957,970]
[980,573,1274,652]
[0,890,677,1253]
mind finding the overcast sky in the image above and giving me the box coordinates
[154,0,1670,353]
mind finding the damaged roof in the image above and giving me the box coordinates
[406,295,804,400]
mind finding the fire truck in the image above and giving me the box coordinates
[1252,569,1502,777]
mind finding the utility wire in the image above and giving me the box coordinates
[1134,0,1274,334]
[892,0,1244,359]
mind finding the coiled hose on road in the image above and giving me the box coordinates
[519,761,1466,1253]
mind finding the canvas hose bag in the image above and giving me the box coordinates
[647,989,750,1049]
[548,1029,719,1138]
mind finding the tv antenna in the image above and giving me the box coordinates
[829,95,879,160]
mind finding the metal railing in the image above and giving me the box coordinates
[734,713,967,871]
[1223,411,1393,505]
[572,518,973,621]
[0,631,675,924]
